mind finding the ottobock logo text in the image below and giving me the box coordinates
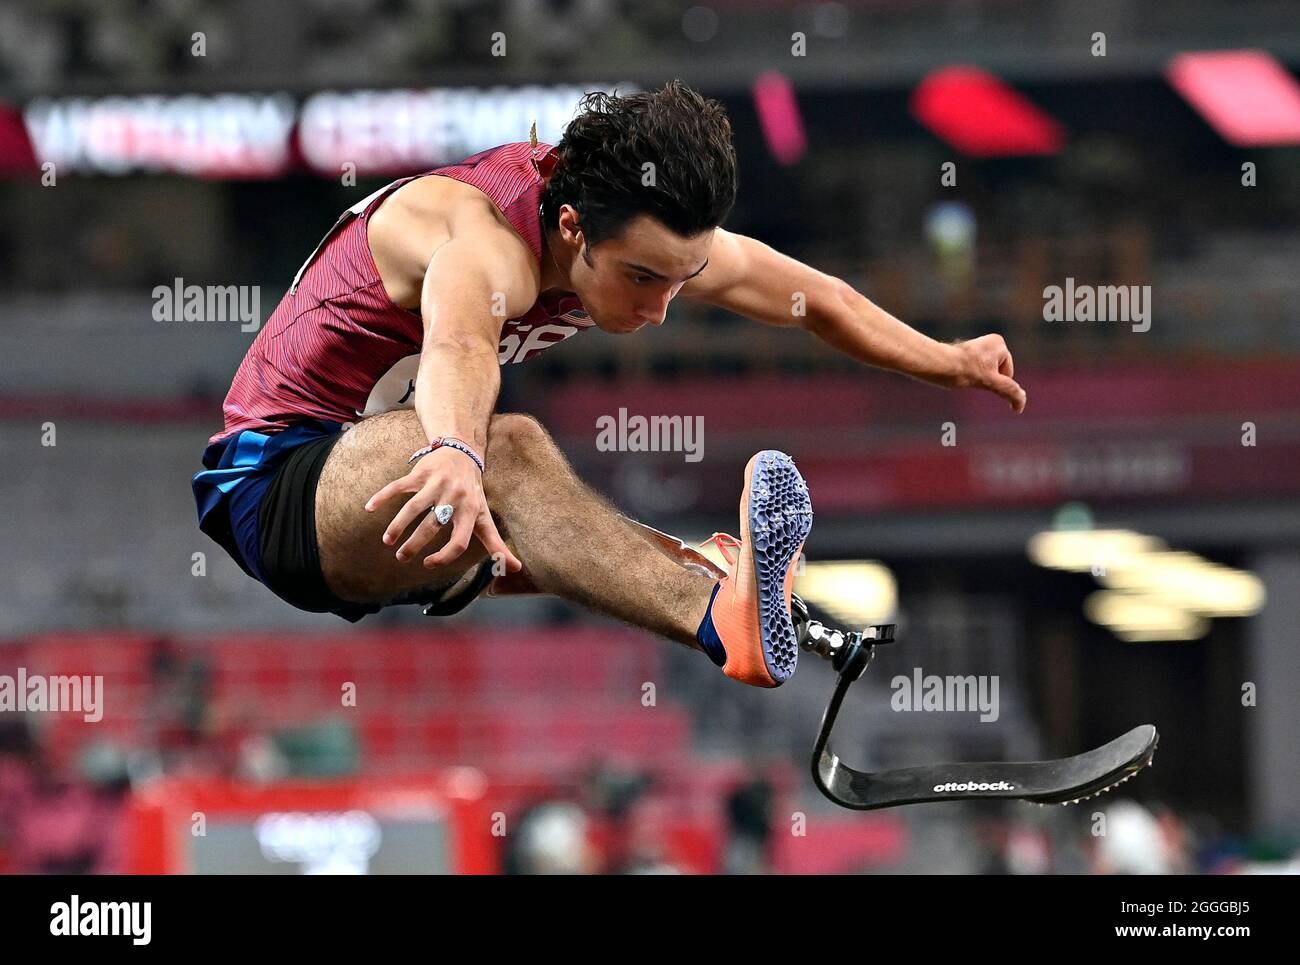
[933,781,1015,793]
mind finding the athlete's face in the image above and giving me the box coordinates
[556,211,713,334]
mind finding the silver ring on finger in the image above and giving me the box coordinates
[431,503,455,526]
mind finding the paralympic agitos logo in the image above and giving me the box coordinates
[933,781,1016,793]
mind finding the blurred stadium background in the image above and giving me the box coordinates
[1,0,1299,874]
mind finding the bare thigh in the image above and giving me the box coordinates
[315,409,501,603]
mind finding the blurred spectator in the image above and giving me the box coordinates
[579,759,652,873]
[0,719,128,874]
[502,799,597,874]
[723,773,774,874]
[1091,800,1185,875]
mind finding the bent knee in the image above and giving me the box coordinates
[482,414,558,492]
[487,412,552,456]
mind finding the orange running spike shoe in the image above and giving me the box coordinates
[700,450,812,687]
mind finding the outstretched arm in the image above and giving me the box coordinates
[681,228,1026,412]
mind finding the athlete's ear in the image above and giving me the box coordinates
[556,204,583,242]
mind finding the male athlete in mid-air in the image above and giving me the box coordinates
[193,81,1026,689]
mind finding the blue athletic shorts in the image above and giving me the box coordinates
[192,417,497,622]
[192,419,383,622]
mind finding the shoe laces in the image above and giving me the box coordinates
[701,532,741,570]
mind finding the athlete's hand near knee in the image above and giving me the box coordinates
[362,182,538,570]
[366,445,519,570]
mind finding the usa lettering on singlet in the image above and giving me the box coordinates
[214,140,592,443]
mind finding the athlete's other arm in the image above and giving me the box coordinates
[363,190,535,569]
[681,228,1026,412]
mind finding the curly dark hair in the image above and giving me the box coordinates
[540,80,739,249]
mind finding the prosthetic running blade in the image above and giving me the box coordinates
[462,515,1160,812]
[795,595,1159,811]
